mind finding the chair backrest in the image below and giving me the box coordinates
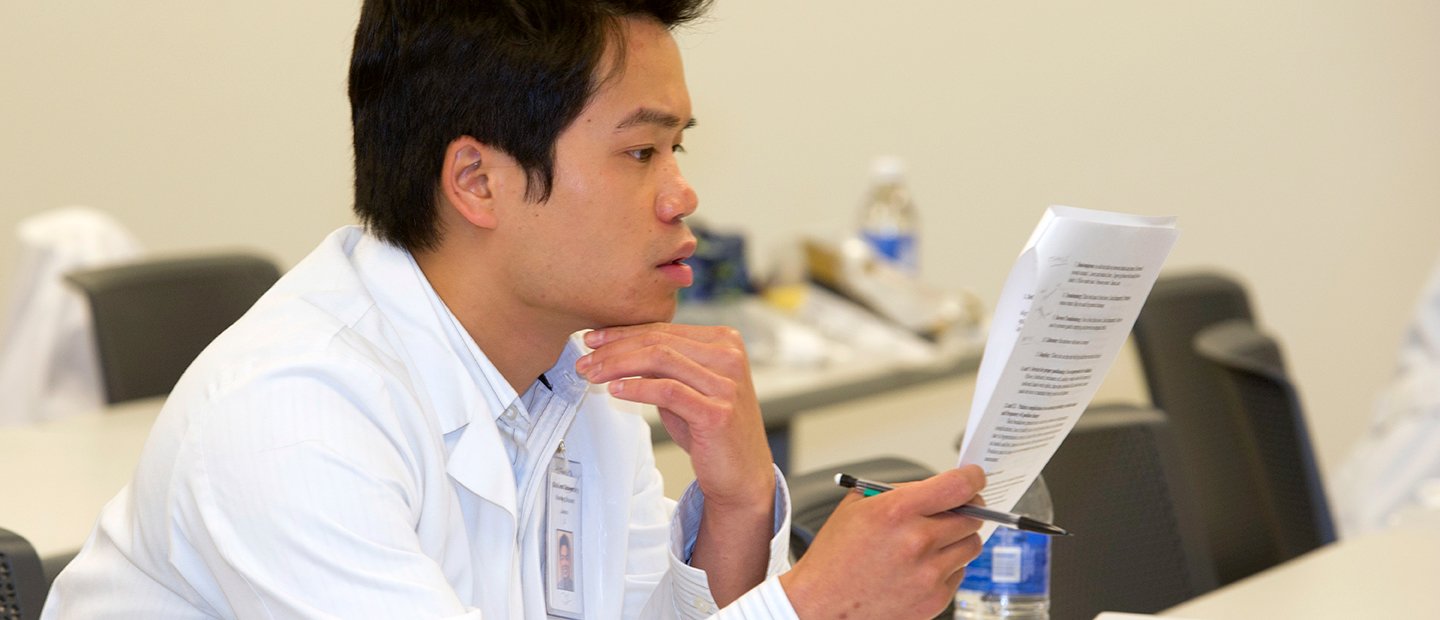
[786,456,935,559]
[1132,272,1255,414]
[1043,404,1217,620]
[0,527,47,620]
[1194,320,1336,563]
[66,253,280,404]
[1129,271,1271,586]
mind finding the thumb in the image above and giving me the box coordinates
[888,466,986,516]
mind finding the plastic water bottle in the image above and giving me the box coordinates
[954,476,1053,619]
[857,155,920,274]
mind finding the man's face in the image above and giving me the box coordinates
[491,16,697,332]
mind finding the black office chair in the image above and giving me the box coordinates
[1,527,47,620]
[1042,404,1218,620]
[1129,271,1271,586]
[66,253,280,404]
[1132,272,1256,411]
[1194,320,1337,564]
[786,456,936,560]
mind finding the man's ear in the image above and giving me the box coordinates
[439,136,509,230]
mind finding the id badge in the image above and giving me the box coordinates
[546,447,583,619]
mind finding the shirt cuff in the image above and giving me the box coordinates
[666,464,792,618]
[711,576,800,620]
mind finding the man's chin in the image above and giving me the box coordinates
[586,302,678,331]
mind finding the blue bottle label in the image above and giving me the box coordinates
[861,231,917,271]
[959,528,1050,596]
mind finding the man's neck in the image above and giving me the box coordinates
[412,249,571,395]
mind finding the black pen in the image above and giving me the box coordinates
[835,473,1072,537]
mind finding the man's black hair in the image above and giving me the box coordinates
[348,0,712,252]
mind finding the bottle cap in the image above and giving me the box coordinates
[870,155,906,183]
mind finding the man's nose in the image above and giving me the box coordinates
[656,168,698,223]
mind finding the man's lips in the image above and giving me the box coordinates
[658,240,698,268]
[656,243,695,286]
[653,238,696,286]
[656,261,693,286]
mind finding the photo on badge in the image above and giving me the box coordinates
[556,530,575,592]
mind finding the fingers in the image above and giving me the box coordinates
[581,340,737,398]
[923,510,985,549]
[887,465,987,517]
[789,482,986,619]
[577,324,757,427]
[580,326,749,384]
[608,377,725,424]
[585,323,739,348]
[583,323,771,491]
[839,483,983,556]
[939,529,985,571]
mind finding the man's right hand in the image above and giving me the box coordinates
[778,465,987,619]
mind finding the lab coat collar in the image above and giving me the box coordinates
[347,228,519,516]
[347,228,483,432]
[345,227,593,517]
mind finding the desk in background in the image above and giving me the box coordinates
[0,397,163,561]
[1162,512,1440,619]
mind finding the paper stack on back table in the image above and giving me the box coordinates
[958,206,1179,537]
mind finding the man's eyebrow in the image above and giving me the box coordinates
[615,107,697,131]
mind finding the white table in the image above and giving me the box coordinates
[0,397,164,560]
[1163,514,1440,619]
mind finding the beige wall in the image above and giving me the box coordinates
[5,1,1439,484]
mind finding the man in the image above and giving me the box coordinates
[45,1,986,618]
[557,534,575,592]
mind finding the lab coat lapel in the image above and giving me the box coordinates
[447,416,518,518]
[348,230,519,519]
[449,416,523,618]
[327,229,527,614]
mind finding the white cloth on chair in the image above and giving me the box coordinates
[1335,254,1440,536]
[0,206,141,425]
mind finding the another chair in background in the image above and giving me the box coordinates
[65,253,280,405]
[1043,404,1217,620]
[1129,271,1273,586]
[1195,319,1337,563]
[0,527,47,620]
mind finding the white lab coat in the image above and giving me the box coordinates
[44,226,795,619]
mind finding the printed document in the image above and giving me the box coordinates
[958,206,1179,534]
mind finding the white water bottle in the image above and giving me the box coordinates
[954,476,1053,619]
[857,155,920,274]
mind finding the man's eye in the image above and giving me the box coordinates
[672,144,687,155]
[628,147,656,163]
